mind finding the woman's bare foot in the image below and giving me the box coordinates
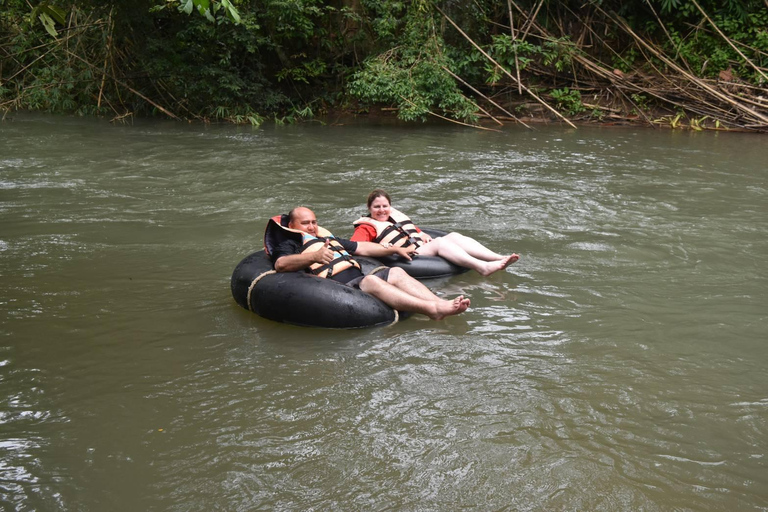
[502,253,520,268]
[430,295,471,320]
[478,254,519,276]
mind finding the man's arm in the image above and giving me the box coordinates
[353,241,416,261]
[274,239,334,272]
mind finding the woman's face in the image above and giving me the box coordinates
[369,196,391,222]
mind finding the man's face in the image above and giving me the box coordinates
[288,207,319,236]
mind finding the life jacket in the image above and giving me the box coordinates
[352,207,427,249]
[263,214,361,279]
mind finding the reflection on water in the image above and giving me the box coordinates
[1,114,767,510]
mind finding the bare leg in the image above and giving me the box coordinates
[417,238,518,276]
[384,267,441,302]
[441,232,506,261]
[360,275,470,320]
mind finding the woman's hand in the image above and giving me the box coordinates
[420,232,433,243]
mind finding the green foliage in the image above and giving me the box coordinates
[550,88,585,116]
[2,0,766,124]
[349,1,477,123]
[542,39,579,72]
[484,34,578,83]
[360,0,407,44]
[350,53,476,122]
[274,103,320,125]
[658,0,758,21]
[139,8,286,118]
[631,93,650,111]
[0,3,115,116]
[612,46,641,73]
[213,106,264,125]
[151,0,241,24]
[275,56,327,84]
[658,5,768,82]
[30,2,67,37]
[488,35,538,72]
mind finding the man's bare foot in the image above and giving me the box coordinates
[430,295,470,320]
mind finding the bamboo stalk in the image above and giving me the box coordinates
[3,45,58,82]
[508,0,765,129]
[607,11,768,125]
[398,95,501,132]
[641,0,694,74]
[435,5,577,128]
[506,0,522,95]
[615,87,655,127]
[441,65,532,129]
[521,0,545,41]
[97,7,113,109]
[65,49,180,120]
[467,97,504,125]
[690,0,768,83]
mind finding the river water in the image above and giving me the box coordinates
[1,113,766,510]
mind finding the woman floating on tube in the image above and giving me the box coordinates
[351,189,519,276]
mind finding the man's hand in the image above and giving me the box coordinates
[313,239,335,264]
[391,245,416,261]
[275,239,335,273]
[353,240,416,260]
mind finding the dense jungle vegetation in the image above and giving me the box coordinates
[1,0,767,131]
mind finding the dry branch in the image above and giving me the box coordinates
[399,95,501,132]
[434,4,577,128]
[690,0,768,83]
[65,49,179,120]
[609,13,768,126]
[442,65,532,129]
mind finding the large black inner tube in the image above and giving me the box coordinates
[231,250,402,329]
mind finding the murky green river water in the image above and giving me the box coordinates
[1,113,766,510]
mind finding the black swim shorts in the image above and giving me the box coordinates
[345,267,391,289]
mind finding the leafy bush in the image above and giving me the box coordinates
[550,88,585,116]
[349,0,477,123]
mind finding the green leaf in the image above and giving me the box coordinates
[48,5,67,24]
[38,12,58,37]
[221,0,241,23]
[194,0,210,12]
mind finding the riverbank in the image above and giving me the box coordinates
[328,89,767,134]
[3,1,766,134]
